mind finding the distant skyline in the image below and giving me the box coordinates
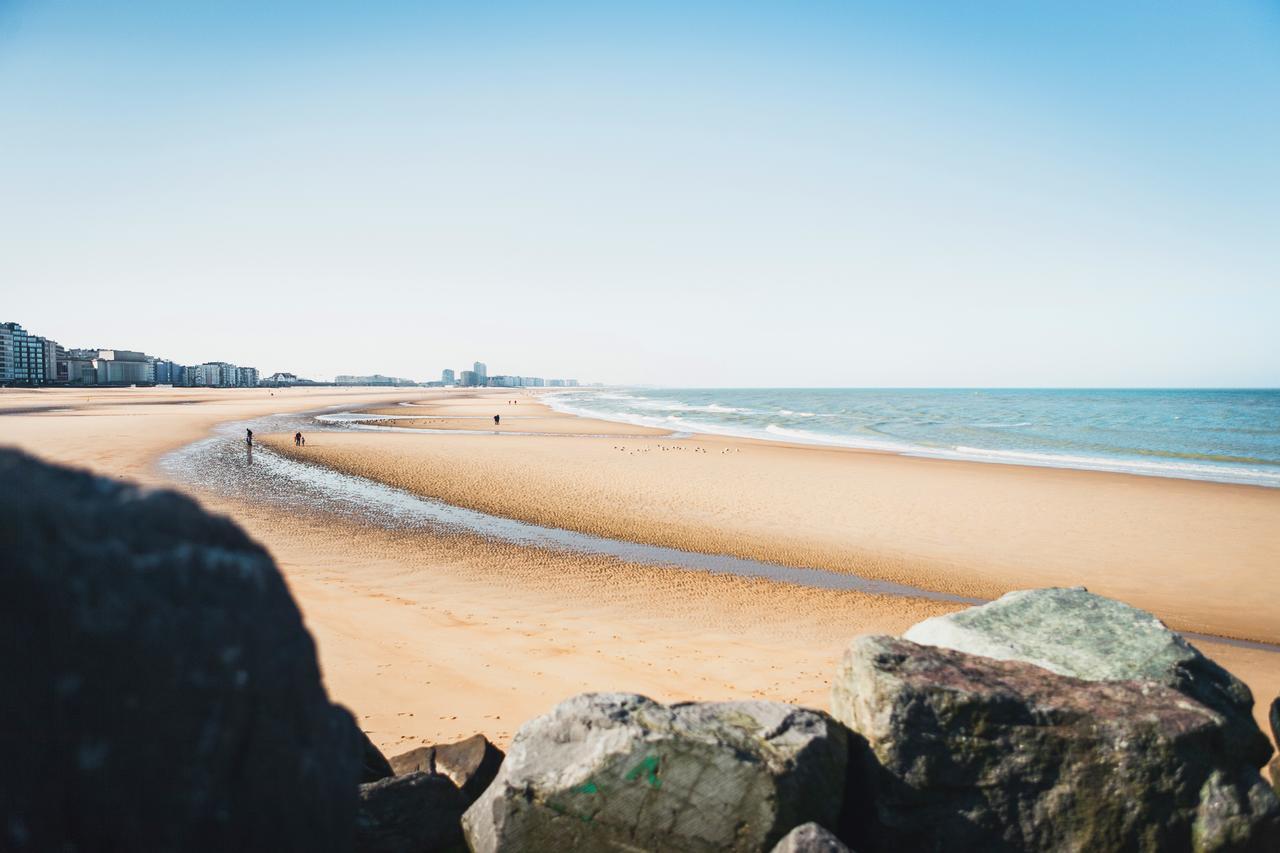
[2,1,1278,387]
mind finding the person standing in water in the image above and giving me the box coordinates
[245,428,253,447]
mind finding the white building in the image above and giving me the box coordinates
[93,350,155,385]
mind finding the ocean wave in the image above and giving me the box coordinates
[629,400,757,415]
[950,445,1280,484]
[630,398,687,412]
[763,424,922,454]
[541,388,1280,487]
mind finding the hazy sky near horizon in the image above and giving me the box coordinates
[2,2,1278,386]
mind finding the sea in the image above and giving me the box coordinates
[543,388,1280,488]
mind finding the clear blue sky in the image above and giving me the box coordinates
[2,1,1277,386]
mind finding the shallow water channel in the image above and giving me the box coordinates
[158,404,1279,653]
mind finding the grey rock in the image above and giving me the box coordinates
[1271,698,1280,797]
[0,449,360,852]
[833,634,1280,852]
[389,734,504,802]
[770,821,853,852]
[462,692,849,852]
[355,771,467,853]
[361,729,395,783]
[388,746,432,776]
[903,586,1272,767]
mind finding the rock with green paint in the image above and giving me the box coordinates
[903,587,1272,767]
[769,822,852,852]
[461,693,849,852]
[833,634,1280,852]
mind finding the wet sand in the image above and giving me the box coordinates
[356,416,670,436]
[275,391,1280,645]
[355,396,670,435]
[2,386,1278,757]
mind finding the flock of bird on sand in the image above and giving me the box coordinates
[611,444,742,456]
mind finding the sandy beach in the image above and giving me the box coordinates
[275,390,1280,642]
[2,386,1277,758]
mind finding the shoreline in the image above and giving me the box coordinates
[214,431,1280,655]
[2,386,1277,755]
[537,388,1280,489]
[267,389,1280,647]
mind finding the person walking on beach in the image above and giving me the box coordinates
[294,431,302,446]
[494,414,500,426]
[245,428,253,447]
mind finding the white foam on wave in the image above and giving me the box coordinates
[949,445,1280,485]
[763,423,921,454]
[541,390,1280,487]
[542,395,682,432]
[634,400,754,415]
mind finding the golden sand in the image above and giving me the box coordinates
[270,391,1280,645]
[2,386,1277,757]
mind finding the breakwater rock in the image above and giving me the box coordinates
[0,449,361,852]
[904,586,1272,767]
[4,449,1277,852]
[356,771,469,853]
[1270,698,1280,797]
[390,734,505,802]
[461,693,849,852]
[834,634,1279,851]
[769,822,852,852]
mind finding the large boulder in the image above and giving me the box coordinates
[770,822,853,852]
[355,771,468,853]
[462,693,849,852]
[0,449,361,852]
[833,634,1280,852]
[389,734,504,801]
[904,587,1272,767]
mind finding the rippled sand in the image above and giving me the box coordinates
[3,386,1278,757]
[269,391,1280,646]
